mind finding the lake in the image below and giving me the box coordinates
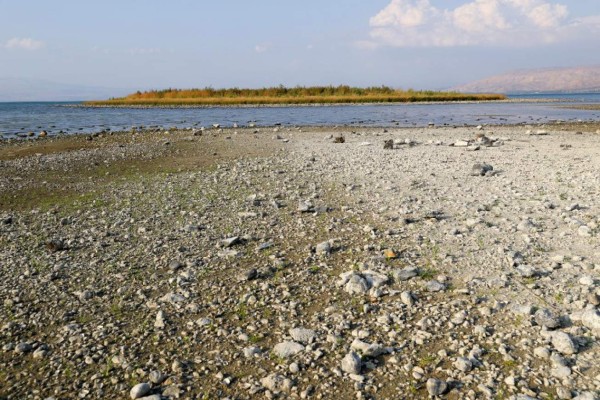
[1,93,599,138]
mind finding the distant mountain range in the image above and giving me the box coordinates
[0,78,131,102]
[452,66,600,94]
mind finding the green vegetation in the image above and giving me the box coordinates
[86,85,506,106]
[418,267,438,280]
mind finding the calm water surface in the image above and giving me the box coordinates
[1,93,599,138]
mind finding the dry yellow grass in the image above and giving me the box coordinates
[86,86,506,106]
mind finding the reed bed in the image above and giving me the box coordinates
[86,86,506,106]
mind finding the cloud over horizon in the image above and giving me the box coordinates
[365,0,600,47]
[4,37,44,50]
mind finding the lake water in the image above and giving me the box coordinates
[1,93,599,138]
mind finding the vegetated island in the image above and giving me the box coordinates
[85,85,506,106]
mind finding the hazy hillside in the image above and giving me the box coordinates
[453,66,600,94]
[0,78,131,102]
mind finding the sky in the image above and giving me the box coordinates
[0,0,599,95]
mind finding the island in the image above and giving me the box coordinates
[85,85,506,106]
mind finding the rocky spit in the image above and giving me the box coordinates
[0,124,599,400]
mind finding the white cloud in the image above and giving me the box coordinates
[4,37,44,50]
[365,0,598,47]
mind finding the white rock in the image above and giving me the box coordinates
[130,383,151,399]
[350,339,385,358]
[451,310,467,325]
[426,378,447,396]
[260,373,292,393]
[273,341,304,358]
[154,310,166,329]
[581,309,600,335]
[345,274,369,295]
[551,332,578,355]
[341,351,362,374]
[289,328,317,344]
[400,291,415,306]
[454,357,473,372]
[316,241,331,254]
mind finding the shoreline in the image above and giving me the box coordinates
[3,120,600,141]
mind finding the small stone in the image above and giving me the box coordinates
[289,328,317,344]
[154,310,166,329]
[426,378,447,396]
[289,362,300,373]
[451,310,467,325]
[551,332,578,355]
[533,347,551,359]
[149,371,167,384]
[579,275,594,286]
[345,274,369,295]
[341,351,362,374]
[516,265,537,278]
[471,163,493,176]
[556,387,572,400]
[32,348,47,358]
[534,308,561,329]
[244,268,258,281]
[168,261,183,271]
[244,346,261,358]
[425,280,445,292]
[316,241,332,255]
[350,339,385,358]
[45,239,65,252]
[14,343,32,354]
[454,357,473,372]
[273,341,304,358]
[130,383,151,399]
[565,203,580,212]
[393,267,419,281]
[138,396,161,400]
[222,237,240,248]
[581,309,600,334]
[400,291,415,307]
[551,365,572,378]
[260,373,292,393]
[162,386,180,398]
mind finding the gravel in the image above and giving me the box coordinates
[1,124,599,399]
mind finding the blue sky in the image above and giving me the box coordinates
[0,0,599,94]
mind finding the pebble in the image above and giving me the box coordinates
[14,342,32,353]
[154,310,166,328]
[400,291,415,307]
[534,308,561,329]
[454,357,473,372]
[316,241,332,254]
[551,332,578,355]
[289,327,317,344]
[260,373,293,393]
[129,383,151,399]
[273,341,304,358]
[425,280,445,292]
[341,351,362,374]
[426,378,447,396]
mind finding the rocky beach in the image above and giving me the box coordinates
[1,123,600,400]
